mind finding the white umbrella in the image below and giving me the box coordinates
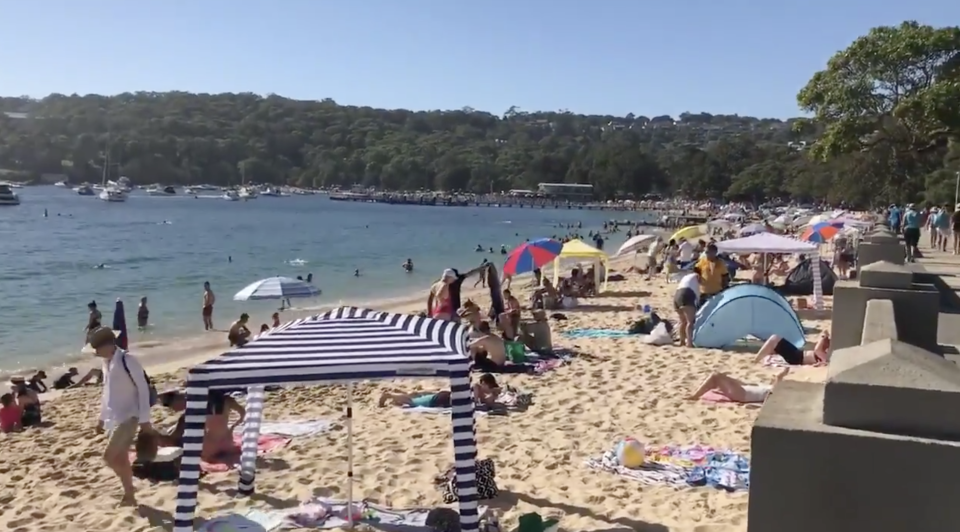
[739,223,767,236]
[616,234,657,257]
[234,276,321,301]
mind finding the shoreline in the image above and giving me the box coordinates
[7,251,642,387]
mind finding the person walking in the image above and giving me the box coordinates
[89,326,156,506]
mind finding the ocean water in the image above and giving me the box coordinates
[0,187,639,371]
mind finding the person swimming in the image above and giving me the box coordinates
[402,258,414,272]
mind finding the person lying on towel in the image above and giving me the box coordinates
[688,368,790,403]
[753,331,831,366]
[377,373,501,408]
[157,389,246,461]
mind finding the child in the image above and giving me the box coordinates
[137,296,149,329]
[0,393,22,433]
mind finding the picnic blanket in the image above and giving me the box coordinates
[402,386,533,415]
[562,328,634,339]
[585,442,751,491]
[240,419,332,437]
[202,433,291,473]
[233,498,490,531]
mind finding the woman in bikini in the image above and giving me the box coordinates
[159,390,246,461]
[688,368,790,403]
[378,373,501,408]
[754,331,831,366]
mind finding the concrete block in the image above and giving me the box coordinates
[823,339,960,439]
[860,299,897,344]
[749,380,960,532]
[831,282,940,352]
[865,228,900,246]
[857,242,904,271]
[859,261,913,290]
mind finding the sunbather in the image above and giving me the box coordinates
[468,322,508,369]
[158,389,246,461]
[754,331,830,366]
[378,373,501,408]
[688,368,790,403]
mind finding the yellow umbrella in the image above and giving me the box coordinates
[670,225,703,242]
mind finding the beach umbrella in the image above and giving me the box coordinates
[503,238,563,276]
[615,234,657,257]
[113,298,128,350]
[670,225,703,242]
[801,222,842,243]
[234,276,322,301]
[739,223,767,236]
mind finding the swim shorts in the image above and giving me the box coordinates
[673,288,697,310]
[773,338,804,365]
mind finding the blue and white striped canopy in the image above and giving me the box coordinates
[189,306,471,387]
[233,276,321,301]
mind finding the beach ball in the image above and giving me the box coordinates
[616,438,645,468]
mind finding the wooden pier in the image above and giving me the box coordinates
[328,193,636,211]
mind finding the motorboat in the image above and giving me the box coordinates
[147,185,177,196]
[54,181,69,188]
[0,184,20,205]
[196,184,220,191]
[238,186,258,200]
[222,190,240,201]
[75,184,95,196]
[99,187,126,202]
[259,187,282,197]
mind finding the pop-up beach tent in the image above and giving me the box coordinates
[715,232,823,310]
[552,239,609,292]
[693,284,806,349]
[172,307,480,532]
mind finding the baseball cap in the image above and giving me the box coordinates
[442,268,457,280]
[84,326,120,352]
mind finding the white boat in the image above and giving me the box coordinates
[196,184,220,191]
[147,185,177,196]
[98,150,126,202]
[222,190,240,201]
[260,187,281,197]
[55,181,69,188]
[238,186,258,200]
[75,184,95,196]
[0,184,20,205]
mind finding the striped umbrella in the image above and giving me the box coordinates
[801,222,841,243]
[233,276,321,301]
[503,238,563,276]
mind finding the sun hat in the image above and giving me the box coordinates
[442,269,457,280]
[82,326,121,353]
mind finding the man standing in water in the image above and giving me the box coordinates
[202,281,216,330]
[89,326,155,506]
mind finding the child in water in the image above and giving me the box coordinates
[138,296,149,329]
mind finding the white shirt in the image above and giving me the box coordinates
[99,348,152,429]
[678,273,701,296]
[647,241,660,257]
[678,241,695,262]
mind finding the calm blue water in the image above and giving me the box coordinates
[0,187,638,371]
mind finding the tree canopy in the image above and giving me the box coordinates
[1,20,958,206]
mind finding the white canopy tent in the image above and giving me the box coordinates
[715,233,824,310]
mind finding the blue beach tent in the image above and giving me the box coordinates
[692,284,805,349]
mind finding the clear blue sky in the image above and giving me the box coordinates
[1,0,956,119]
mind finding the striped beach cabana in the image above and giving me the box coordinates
[172,306,479,532]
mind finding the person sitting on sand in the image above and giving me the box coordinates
[500,289,522,339]
[0,393,22,432]
[53,368,80,390]
[468,322,508,370]
[754,331,831,366]
[378,373,501,408]
[228,313,252,347]
[10,377,42,427]
[158,389,246,461]
[532,278,560,310]
[688,368,790,403]
[71,367,104,387]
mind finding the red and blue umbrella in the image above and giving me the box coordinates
[503,238,563,276]
[800,222,842,243]
[113,298,129,350]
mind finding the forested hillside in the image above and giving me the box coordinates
[1,21,959,206]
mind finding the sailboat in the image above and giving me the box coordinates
[98,149,126,202]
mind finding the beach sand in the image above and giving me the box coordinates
[0,261,831,532]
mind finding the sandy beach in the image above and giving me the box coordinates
[0,257,831,532]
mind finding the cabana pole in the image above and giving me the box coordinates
[346,381,355,528]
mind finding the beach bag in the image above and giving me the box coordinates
[121,353,159,407]
[436,458,498,503]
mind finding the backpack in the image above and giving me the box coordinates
[121,353,159,407]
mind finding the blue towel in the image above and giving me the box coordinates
[562,328,634,339]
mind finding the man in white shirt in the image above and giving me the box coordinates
[88,326,156,506]
[677,239,695,267]
[644,237,661,280]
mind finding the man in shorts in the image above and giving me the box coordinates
[89,326,156,506]
[202,281,215,330]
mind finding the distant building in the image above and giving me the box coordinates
[537,182,594,201]
[3,111,29,119]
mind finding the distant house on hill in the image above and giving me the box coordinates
[3,111,29,119]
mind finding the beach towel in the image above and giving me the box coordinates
[199,509,286,531]
[402,386,532,415]
[243,419,332,438]
[263,498,490,531]
[585,442,751,491]
[201,434,291,473]
[562,328,634,339]
[700,390,763,405]
[761,354,790,368]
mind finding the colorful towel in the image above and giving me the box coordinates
[562,328,634,339]
[258,497,490,530]
[585,442,751,491]
[403,387,532,415]
[242,419,332,438]
[201,434,291,473]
